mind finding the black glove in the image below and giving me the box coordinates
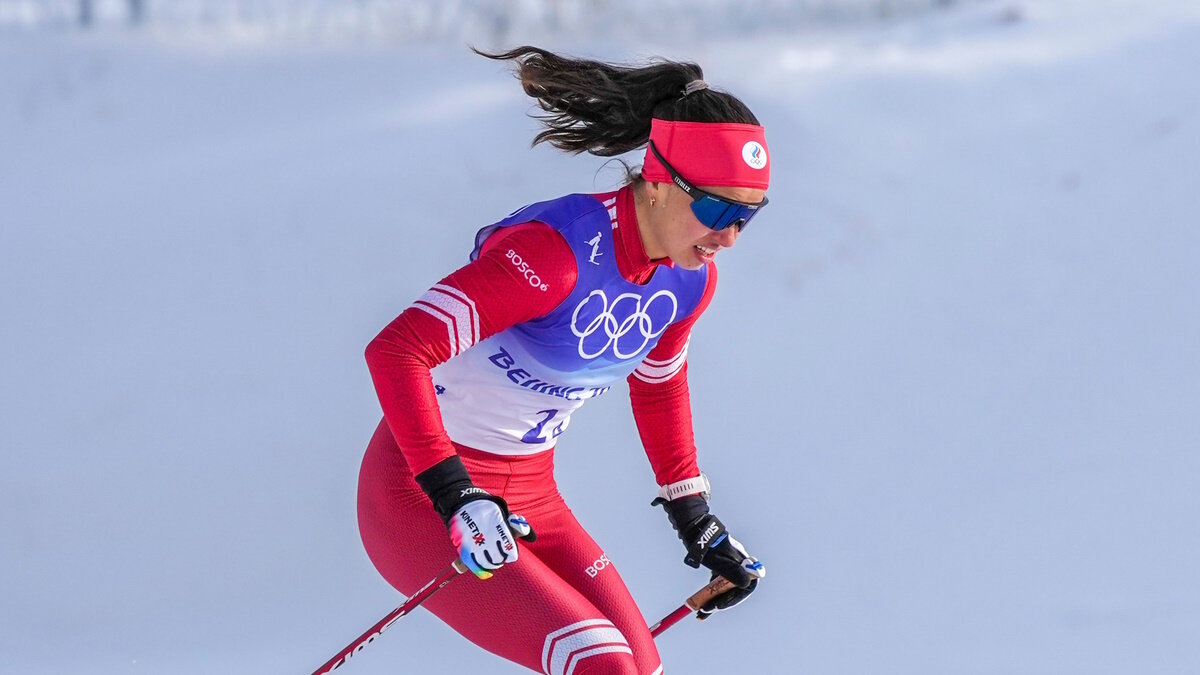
[654,494,766,617]
[417,456,536,578]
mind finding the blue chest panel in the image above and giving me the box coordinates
[471,194,707,385]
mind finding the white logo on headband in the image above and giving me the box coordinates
[742,141,767,170]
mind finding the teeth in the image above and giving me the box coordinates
[696,245,715,254]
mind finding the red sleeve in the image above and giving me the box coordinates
[627,262,718,489]
[364,223,576,475]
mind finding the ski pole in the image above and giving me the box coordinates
[648,576,736,637]
[316,567,733,672]
[312,559,469,675]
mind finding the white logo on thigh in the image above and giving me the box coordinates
[585,554,611,578]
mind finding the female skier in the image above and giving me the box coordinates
[358,46,770,674]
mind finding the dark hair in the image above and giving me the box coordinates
[473,46,760,162]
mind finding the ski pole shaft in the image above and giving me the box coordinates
[649,576,736,637]
[312,559,469,675]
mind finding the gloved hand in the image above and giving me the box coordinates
[446,491,535,579]
[655,493,766,617]
[416,456,536,579]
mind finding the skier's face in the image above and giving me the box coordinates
[647,182,765,270]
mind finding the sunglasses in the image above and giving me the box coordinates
[648,141,769,232]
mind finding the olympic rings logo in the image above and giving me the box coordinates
[569,289,678,360]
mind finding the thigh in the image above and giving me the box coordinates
[426,543,644,675]
[357,429,649,674]
[522,502,663,675]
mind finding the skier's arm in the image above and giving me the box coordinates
[365,223,577,476]
[627,262,717,490]
[630,263,767,612]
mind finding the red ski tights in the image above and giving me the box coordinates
[358,420,664,674]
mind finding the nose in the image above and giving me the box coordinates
[716,224,739,248]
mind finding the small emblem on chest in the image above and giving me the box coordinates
[586,232,604,266]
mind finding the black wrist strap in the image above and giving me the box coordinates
[415,455,477,524]
[653,494,727,569]
[652,494,711,537]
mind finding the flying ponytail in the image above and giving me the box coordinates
[474,46,760,158]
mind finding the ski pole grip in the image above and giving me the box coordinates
[684,576,737,611]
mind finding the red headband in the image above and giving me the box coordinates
[641,119,770,190]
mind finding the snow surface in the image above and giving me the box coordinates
[2,1,1199,673]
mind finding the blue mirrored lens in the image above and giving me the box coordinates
[689,195,767,232]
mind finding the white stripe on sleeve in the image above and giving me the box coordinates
[632,336,690,384]
[410,284,479,358]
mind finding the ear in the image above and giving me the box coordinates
[645,180,667,206]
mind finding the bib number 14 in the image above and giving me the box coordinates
[522,409,566,444]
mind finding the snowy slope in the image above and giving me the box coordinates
[2,1,1199,673]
